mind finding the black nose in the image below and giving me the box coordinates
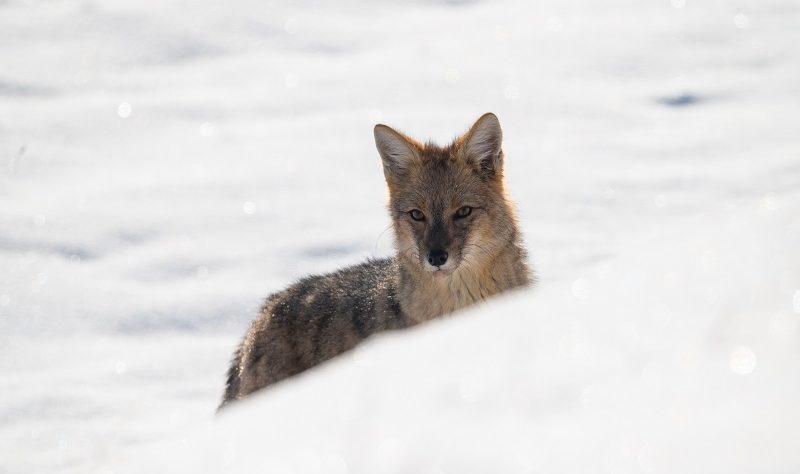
[427,249,449,267]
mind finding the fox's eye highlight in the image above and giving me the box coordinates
[455,206,472,219]
[410,209,425,221]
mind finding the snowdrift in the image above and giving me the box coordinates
[121,200,800,473]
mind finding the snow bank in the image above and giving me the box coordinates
[118,199,800,474]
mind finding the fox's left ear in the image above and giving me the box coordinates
[462,113,503,179]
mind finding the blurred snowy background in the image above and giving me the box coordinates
[1,0,799,472]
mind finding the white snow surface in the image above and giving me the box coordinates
[2,0,800,472]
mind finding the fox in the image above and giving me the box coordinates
[220,113,531,408]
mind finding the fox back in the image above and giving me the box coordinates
[220,113,531,408]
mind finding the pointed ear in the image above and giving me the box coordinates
[374,124,419,180]
[462,113,503,179]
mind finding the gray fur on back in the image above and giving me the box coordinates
[220,258,407,408]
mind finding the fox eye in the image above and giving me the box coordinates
[455,206,472,219]
[410,209,425,221]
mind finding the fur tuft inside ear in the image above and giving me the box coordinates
[374,124,418,179]
[463,113,503,179]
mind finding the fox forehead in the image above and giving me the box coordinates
[388,146,488,213]
[377,113,506,216]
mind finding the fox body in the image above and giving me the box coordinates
[221,113,531,408]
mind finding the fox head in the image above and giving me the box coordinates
[374,113,518,278]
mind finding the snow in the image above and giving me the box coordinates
[2,0,799,472]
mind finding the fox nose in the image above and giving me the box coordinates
[427,249,449,267]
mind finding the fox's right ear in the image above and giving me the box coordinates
[374,124,419,180]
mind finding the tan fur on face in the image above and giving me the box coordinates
[377,113,532,323]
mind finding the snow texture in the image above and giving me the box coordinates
[1,0,799,472]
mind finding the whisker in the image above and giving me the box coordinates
[372,223,395,257]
